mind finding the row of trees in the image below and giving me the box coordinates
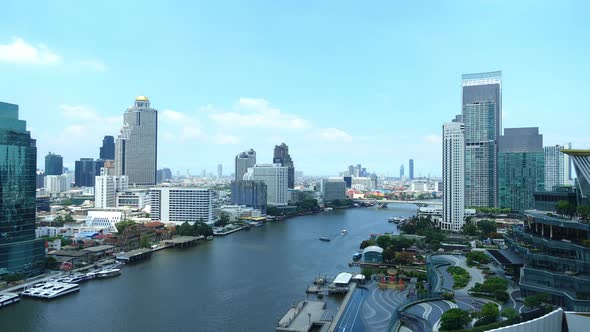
[462,219,499,239]
[440,305,519,331]
[555,200,590,220]
[469,276,509,302]
[399,217,446,247]
[176,221,213,237]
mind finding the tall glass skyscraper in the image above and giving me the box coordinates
[409,159,414,180]
[99,135,115,160]
[115,96,158,186]
[498,128,544,212]
[0,101,45,276]
[462,71,502,208]
[234,149,256,182]
[273,143,295,189]
[44,152,63,176]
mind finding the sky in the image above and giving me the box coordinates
[1,1,589,177]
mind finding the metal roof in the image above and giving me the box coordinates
[333,272,353,285]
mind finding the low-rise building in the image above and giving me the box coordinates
[217,205,262,222]
[363,245,383,263]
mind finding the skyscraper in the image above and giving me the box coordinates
[409,159,414,180]
[462,71,502,208]
[217,164,223,179]
[75,158,96,187]
[99,135,115,160]
[498,128,544,212]
[0,101,45,276]
[231,180,268,214]
[273,143,295,189]
[442,117,465,232]
[399,164,405,179]
[44,152,63,175]
[244,164,288,206]
[157,168,172,183]
[95,168,129,208]
[544,145,570,191]
[115,96,158,186]
[235,149,256,182]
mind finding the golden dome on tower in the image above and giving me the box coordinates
[135,95,149,102]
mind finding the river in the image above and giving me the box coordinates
[0,204,417,332]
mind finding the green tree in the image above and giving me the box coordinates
[360,268,374,279]
[52,215,64,226]
[556,200,576,218]
[501,308,520,321]
[466,251,491,264]
[440,308,471,331]
[63,214,75,223]
[389,236,415,251]
[382,247,396,263]
[176,221,193,236]
[394,251,414,264]
[192,221,213,237]
[359,239,376,249]
[479,302,499,325]
[45,256,60,269]
[477,220,498,237]
[524,293,549,308]
[577,205,590,221]
[267,206,280,216]
[376,235,392,249]
[139,234,151,248]
[116,220,137,234]
[62,198,74,206]
[215,213,229,227]
[463,221,478,236]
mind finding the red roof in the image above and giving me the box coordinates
[145,221,165,228]
[93,234,113,239]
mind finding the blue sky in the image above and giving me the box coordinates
[1,1,589,176]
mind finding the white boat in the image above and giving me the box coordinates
[21,282,80,299]
[0,292,20,307]
[341,229,348,235]
[96,268,121,278]
[324,207,334,211]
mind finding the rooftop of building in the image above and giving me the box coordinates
[524,210,590,231]
[135,95,149,102]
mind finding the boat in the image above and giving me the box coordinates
[21,282,80,299]
[0,292,20,308]
[352,252,362,261]
[206,235,214,240]
[388,216,407,224]
[388,217,396,223]
[96,268,121,278]
[341,229,348,235]
[319,237,331,242]
[376,202,388,209]
[324,207,334,211]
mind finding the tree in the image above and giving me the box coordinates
[466,251,491,264]
[176,221,193,236]
[479,302,499,325]
[192,221,213,237]
[116,220,137,234]
[361,268,374,279]
[463,222,478,236]
[440,308,471,331]
[382,247,396,263]
[215,213,229,227]
[63,214,75,223]
[524,293,549,308]
[139,234,151,248]
[52,215,64,226]
[389,236,415,251]
[394,252,414,265]
[477,220,498,237]
[359,239,376,249]
[45,256,60,270]
[556,200,576,218]
[577,205,590,221]
[376,235,392,249]
[267,206,280,216]
[501,308,520,321]
[62,198,74,206]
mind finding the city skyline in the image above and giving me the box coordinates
[1,2,589,176]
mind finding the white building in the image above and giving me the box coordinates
[243,164,288,206]
[217,205,262,222]
[116,188,149,209]
[544,143,573,191]
[35,226,61,238]
[442,119,465,232]
[150,187,214,224]
[44,174,70,194]
[95,168,128,208]
[351,177,373,191]
[85,210,124,233]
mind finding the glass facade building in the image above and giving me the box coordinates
[462,71,501,208]
[44,152,63,176]
[0,102,45,276]
[498,128,544,212]
[231,180,267,214]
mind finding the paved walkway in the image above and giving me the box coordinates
[360,282,409,332]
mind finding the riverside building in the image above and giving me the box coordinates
[149,187,214,224]
[0,101,45,276]
[243,164,288,206]
[442,116,465,232]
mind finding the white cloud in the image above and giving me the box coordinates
[0,37,106,72]
[423,134,442,145]
[0,37,61,65]
[161,109,188,122]
[317,128,353,142]
[209,98,312,130]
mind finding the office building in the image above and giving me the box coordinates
[399,164,405,179]
[217,205,262,222]
[563,149,590,206]
[409,159,414,180]
[217,164,222,179]
[44,174,70,194]
[231,180,267,214]
[462,71,502,208]
[36,170,44,189]
[44,152,63,176]
[343,176,352,189]
[115,96,158,186]
[273,143,295,188]
[156,168,172,183]
[99,135,115,160]
[0,101,45,276]
[116,189,149,209]
[321,178,346,202]
[150,187,214,224]
[75,158,96,187]
[243,164,288,206]
[235,149,256,182]
[95,168,128,208]
[442,117,465,232]
[351,177,373,191]
[498,128,544,212]
[544,144,572,191]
